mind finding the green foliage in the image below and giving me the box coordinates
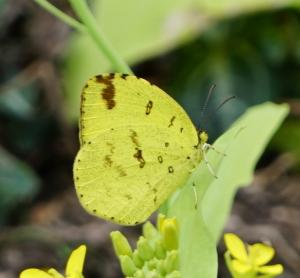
[0,83,37,119]
[0,146,39,224]
[166,8,300,140]
[271,118,300,168]
[62,0,298,121]
[167,102,288,278]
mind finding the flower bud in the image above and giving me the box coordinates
[110,231,133,257]
[164,250,179,273]
[119,255,136,276]
[147,258,158,270]
[166,270,181,278]
[160,218,179,251]
[143,221,159,240]
[157,214,166,232]
[132,250,144,268]
[144,269,161,278]
[134,270,145,278]
[156,259,166,275]
[137,236,154,261]
[154,239,166,259]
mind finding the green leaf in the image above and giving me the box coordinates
[0,146,40,224]
[168,184,218,278]
[202,102,289,241]
[167,102,288,278]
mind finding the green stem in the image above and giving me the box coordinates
[68,0,133,74]
[33,0,86,33]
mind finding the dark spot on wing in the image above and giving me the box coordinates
[133,148,146,168]
[121,73,129,79]
[116,165,127,177]
[180,127,184,133]
[93,209,97,213]
[168,166,174,173]
[168,116,176,127]
[96,74,116,109]
[125,194,132,200]
[187,156,191,160]
[165,142,169,147]
[80,194,83,198]
[104,155,113,167]
[158,156,163,163]
[153,196,157,203]
[130,129,140,147]
[106,142,115,154]
[146,100,153,115]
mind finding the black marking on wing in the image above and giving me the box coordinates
[121,73,129,79]
[96,74,116,109]
[130,129,140,147]
[104,155,113,167]
[146,100,153,115]
[116,165,127,177]
[125,194,132,200]
[168,166,174,173]
[133,148,146,168]
[168,116,176,127]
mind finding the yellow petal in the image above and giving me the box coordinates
[231,259,253,274]
[66,245,87,276]
[47,268,64,278]
[249,243,275,266]
[224,251,235,276]
[258,264,284,275]
[19,269,53,278]
[224,233,248,262]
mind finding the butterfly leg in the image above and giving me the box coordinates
[203,151,218,179]
[203,143,226,156]
[202,144,218,179]
[192,182,198,210]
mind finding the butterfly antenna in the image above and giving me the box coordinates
[214,95,236,113]
[198,84,216,131]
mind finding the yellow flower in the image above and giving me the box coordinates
[20,245,87,278]
[157,214,179,251]
[224,233,283,278]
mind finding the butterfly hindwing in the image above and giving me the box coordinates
[74,74,201,225]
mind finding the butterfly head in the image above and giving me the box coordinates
[199,130,208,144]
[197,130,208,148]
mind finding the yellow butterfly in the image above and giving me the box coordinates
[73,73,208,225]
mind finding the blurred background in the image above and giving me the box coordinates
[0,0,300,277]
